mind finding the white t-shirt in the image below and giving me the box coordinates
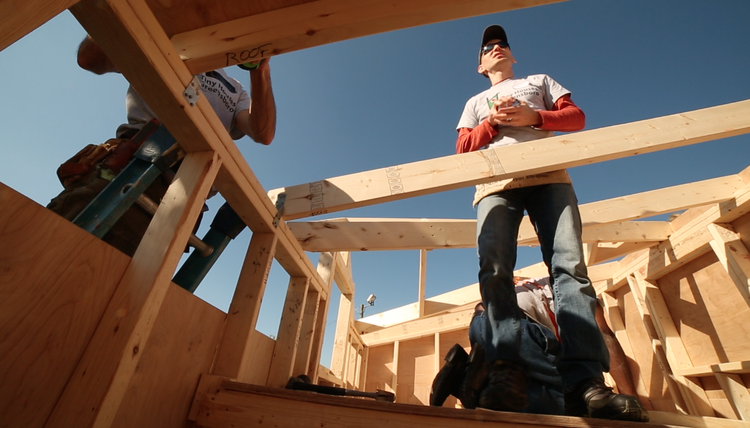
[515,276,557,334]
[456,74,570,149]
[116,69,251,140]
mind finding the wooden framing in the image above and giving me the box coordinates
[3,0,750,427]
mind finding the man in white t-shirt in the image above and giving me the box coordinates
[453,25,647,422]
[47,35,276,257]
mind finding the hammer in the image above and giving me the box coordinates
[286,376,395,402]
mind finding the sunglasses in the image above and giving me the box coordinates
[481,41,510,55]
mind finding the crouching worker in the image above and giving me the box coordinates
[47,35,276,257]
[430,277,649,420]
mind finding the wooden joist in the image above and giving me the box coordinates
[289,173,742,252]
[270,100,750,221]
[170,0,568,74]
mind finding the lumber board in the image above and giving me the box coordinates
[307,252,336,381]
[708,223,750,306]
[618,286,684,413]
[0,0,78,52]
[679,362,750,378]
[362,309,474,346]
[419,249,428,317]
[269,100,750,220]
[331,290,354,380]
[625,275,710,416]
[714,374,750,420]
[294,288,321,377]
[47,150,220,428]
[631,273,716,417]
[194,378,723,428]
[213,233,278,380]
[334,251,355,296]
[288,174,739,252]
[170,0,567,74]
[0,184,129,428]
[267,276,310,388]
[70,0,329,300]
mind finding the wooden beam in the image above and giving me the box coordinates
[294,288,321,378]
[213,232,278,381]
[197,378,750,428]
[418,249,428,318]
[331,290,354,380]
[270,101,750,220]
[714,374,750,420]
[48,150,220,427]
[334,251,355,296]
[308,252,337,382]
[171,0,568,75]
[362,309,474,346]
[267,276,310,388]
[288,174,741,252]
[677,361,750,377]
[0,0,78,52]
[708,223,750,307]
[70,0,328,301]
[589,242,655,265]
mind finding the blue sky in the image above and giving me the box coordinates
[1,0,749,366]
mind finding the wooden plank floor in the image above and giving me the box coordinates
[192,377,750,428]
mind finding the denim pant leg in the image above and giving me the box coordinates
[525,183,610,392]
[476,192,526,364]
[469,312,565,415]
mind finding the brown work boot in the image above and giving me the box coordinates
[429,344,469,406]
[564,378,649,422]
[457,343,489,409]
[477,360,528,412]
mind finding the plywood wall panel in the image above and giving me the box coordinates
[659,252,750,366]
[113,284,226,428]
[364,344,394,393]
[0,184,129,428]
[396,336,435,405]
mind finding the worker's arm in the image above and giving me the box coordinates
[595,303,653,409]
[234,60,277,145]
[77,35,119,75]
[455,94,584,154]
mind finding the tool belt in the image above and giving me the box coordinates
[55,120,160,189]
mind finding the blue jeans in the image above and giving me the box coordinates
[475,183,609,392]
[470,311,564,414]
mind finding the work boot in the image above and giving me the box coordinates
[564,378,649,422]
[477,360,528,412]
[457,343,489,409]
[429,343,468,406]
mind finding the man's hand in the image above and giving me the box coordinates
[487,96,541,128]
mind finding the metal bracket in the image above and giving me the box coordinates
[183,76,201,106]
[272,192,286,228]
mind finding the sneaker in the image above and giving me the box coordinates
[477,360,528,412]
[457,343,489,409]
[429,344,468,406]
[564,378,649,422]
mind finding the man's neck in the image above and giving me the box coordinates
[488,70,514,86]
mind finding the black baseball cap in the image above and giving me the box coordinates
[478,25,509,64]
